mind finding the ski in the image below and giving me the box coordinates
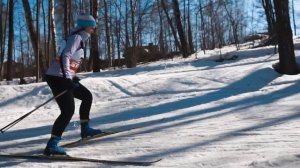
[61,128,141,147]
[0,153,161,166]
[62,121,166,147]
[61,131,120,147]
[61,132,111,147]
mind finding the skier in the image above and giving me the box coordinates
[44,14,102,156]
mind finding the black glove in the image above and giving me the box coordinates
[65,78,79,91]
[72,76,81,84]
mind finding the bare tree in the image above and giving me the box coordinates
[135,0,151,47]
[272,0,298,75]
[262,0,277,44]
[187,0,194,54]
[125,0,137,68]
[172,0,188,58]
[103,0,111,67]
[41,0,48,67]
[157,0,165,55]
[22,0,46,80]
[0,1,2,80]
[123,0,131,67]
[91,0,100,72]
[18,16,25,79]
[198,0,206,53]
[113,0,123,67]
[291,0,296,35]
[6,0,14,81]
[161,0,181,50]
[131,0,137,67]
[63,0,71,38]
[206,0,216,49]
[48,0,57,66]
[36,0,40,82]
[0,0,9,80]
[223,0,240,50]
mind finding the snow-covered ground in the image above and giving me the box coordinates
[1,38,300,168]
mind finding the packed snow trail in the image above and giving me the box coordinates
[1,40,300,167]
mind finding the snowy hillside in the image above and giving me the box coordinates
[1,38,300,168]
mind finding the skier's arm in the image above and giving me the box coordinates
[61,35,82,79]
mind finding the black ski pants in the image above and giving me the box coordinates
[45,75,92,137]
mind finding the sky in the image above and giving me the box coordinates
[246,0,300,35]
[5,0,300,35]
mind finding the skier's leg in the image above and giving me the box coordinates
[74,84,102,138]
[73,83,92,120]
[44,75,75,155]
[51,90,75,137]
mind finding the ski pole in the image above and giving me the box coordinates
[0,90,68,133]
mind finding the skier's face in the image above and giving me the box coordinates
[85,26,96,34]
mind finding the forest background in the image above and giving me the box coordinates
[0,0,299,83]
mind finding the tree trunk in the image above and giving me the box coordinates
[199,0,206,53]
[208,0,215,49]
[172,0,188,58]
[19,19,25,78]
[103,0,111,68]
[161,0,181,51]
[124,0,131,67]
[187,0,194,54]
[0,1,2,80]
[262,0,276,39]
[223,0,240,50]
[125,0,137,68]
[22,0,46,80]
[114,0,122,67]
[272,0,298,75]
[157,0,165,55]
[91,0,100,72]
[63,0,70,38]
[0,0,9,81]
[41,1,47,68]
[49,0,57,62]
[6,0,14,81]
[291,0,296,35]
[131,0,137,67]
[36,0,40,82]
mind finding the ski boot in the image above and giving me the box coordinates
[44,136,66,156]
[81,122,103,139]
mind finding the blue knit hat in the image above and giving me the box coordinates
[77,14,96,28]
